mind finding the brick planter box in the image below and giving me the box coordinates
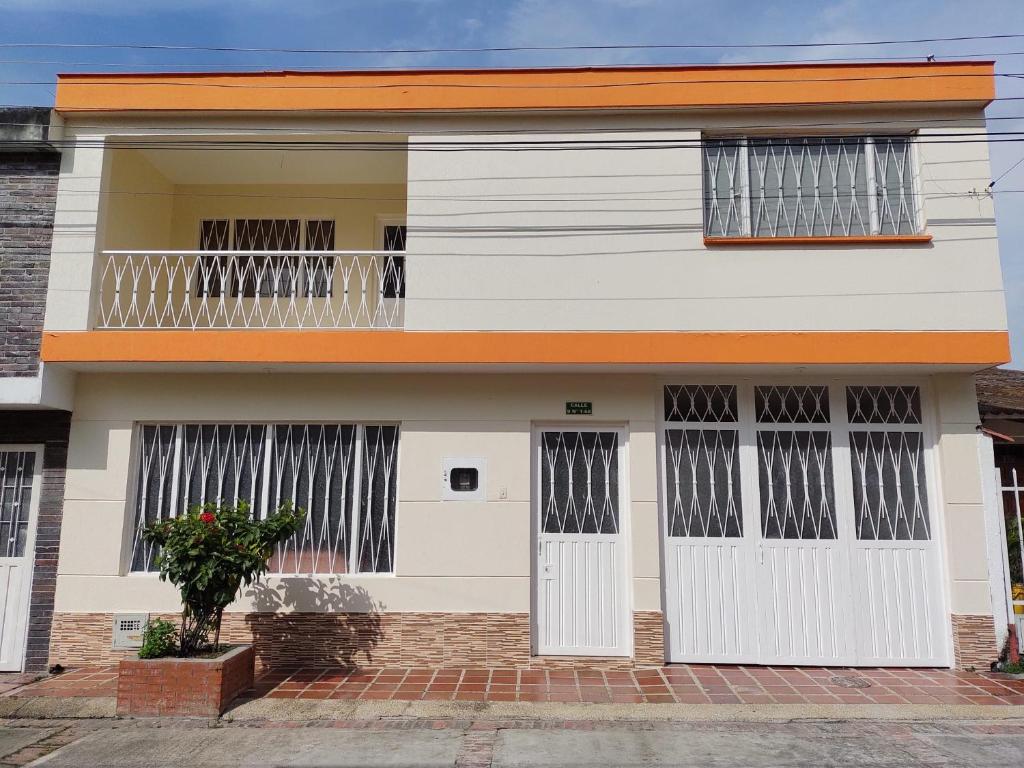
[116,645,255,717]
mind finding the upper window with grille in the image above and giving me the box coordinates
[197,219,335,299]
[702,136,921,239]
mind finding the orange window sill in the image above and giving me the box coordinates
[704,234,933,246]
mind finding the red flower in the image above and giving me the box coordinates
[199,511,216,524]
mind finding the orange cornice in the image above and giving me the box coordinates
[54,62,995,113]
[40,330,1010,366]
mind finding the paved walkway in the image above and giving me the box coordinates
[8,664,1024,706]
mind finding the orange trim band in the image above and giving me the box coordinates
[40,331,1010,366]
[55,62,995,113]
[704,235,934,247]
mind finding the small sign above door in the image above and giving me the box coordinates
[565,401,593,415]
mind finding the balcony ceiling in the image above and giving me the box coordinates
[132,138,407,185]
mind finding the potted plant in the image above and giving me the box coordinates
[116,502,302,717]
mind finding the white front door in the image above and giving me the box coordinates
[535,428,630,656]
[0,447,42,672]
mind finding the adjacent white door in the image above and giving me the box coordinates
[535,428,630,656]
[0,447,42,672]
[662,384,947,667]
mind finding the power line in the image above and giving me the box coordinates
[3,114,1014,135]
[0,33,1022,55]
[2,51,1024,72]
[5,135,1022,152]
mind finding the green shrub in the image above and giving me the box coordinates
[142,502,303,657]
[138,618,178,660]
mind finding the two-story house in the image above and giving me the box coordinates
[30,61,1010,671]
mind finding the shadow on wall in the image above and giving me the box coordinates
[244,578,386,670]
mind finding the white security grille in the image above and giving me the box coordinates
[0,451,35,558]
[847,385,922,425]
[664,384,738,423]
[847,385,930,541]
[850,431,929,541]
[665,430,743,538]
[755,385,831,424]
[129,423,398,574]
[703,136,920,238]
[757,429,837,540]
[664,385,742,538]
[541,431,619,535]
[356,426,400,574]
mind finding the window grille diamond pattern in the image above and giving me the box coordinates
[541,431,619,535]
[267,425,356,575]
[130,423,398,574]
[758,430,837,539]
[664,385,738,423]
[849,431,930,540]
[703,136,919,238]
[748,137,870,237]
[874,137,916,236]
[0,451,35,558]
[846,385,922,424]
[755,385,830,424]
[702,140,745,237]
[130,425,177,572]
[665,429,742,537]
[357,426,400,574]
[381,225,407,300]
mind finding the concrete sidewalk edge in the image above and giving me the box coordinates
[2,695,1022,723]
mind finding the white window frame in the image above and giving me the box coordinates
[123,422,401,577]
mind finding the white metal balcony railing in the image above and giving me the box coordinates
[96,251,406,329]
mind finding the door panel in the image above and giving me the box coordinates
[536,429,629,656]
[756,543,852,663]
[0,448,41,672]
[666,540,754,661]
[852,544,943,664]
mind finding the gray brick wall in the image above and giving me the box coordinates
[0,152,60,378]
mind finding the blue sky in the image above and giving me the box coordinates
[0,0,1021,366]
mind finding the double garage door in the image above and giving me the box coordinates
[661,383,947,667]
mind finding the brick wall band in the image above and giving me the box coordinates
[0,152,60,377]
[0,411,70,671]
[951,613,999,670]
[50,611,667,670]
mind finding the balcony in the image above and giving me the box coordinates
[86,138,408,330]
[96,250,405,329]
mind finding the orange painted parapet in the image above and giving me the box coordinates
[40,330,1010,366]
[705,235,934,247]
[55,62,995,113]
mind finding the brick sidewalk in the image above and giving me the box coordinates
[12,664,1024,706]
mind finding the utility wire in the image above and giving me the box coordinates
[0,33,1022,55]
[2,115,1012,135]
[11,71,1015,91]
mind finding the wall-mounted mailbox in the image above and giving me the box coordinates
[442,457,486,501]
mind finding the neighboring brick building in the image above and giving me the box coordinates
[0,107,69,671]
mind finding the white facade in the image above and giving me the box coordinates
[35,66,1011,668]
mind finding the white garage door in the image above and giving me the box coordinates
[661,383,947,667]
